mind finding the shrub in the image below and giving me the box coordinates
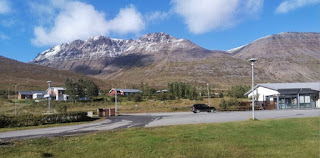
[157,93,167,101]
[55,104,68,113]
[227,85,250,98]
[0,112,92,128]
[133,94,142,102]
[219,99,241,111]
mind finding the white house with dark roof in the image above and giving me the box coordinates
[245,82,320,109]
[32,91,46,99]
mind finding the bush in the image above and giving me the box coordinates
[219,99,241,111]
[0,112,92,128]
[133,94,142,102]
[227,85,250,98]
[157,93,167,101]
[55,104,68,113]
[219,99,252,111]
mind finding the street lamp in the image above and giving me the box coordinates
[248,58,257,120]
[15,84,17,115]
[207,83,210,106]
[114,88,118,114]
[47,81,52,113]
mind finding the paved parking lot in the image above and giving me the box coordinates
[0,109,319,140]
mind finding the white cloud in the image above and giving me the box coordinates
[171,0,264,34]
[146,11,170,22]
[0,0,11,14]
[275,0,319,14]
[32,1,145,46]
[108,5,145,34]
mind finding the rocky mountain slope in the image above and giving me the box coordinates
[31,32,320,88]
[0,56,111,90]
[230,32,320,82]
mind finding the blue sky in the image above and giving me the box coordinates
[0,0,319,62]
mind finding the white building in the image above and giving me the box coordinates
[45,87,69,101]
[245,82,320,109]
[32,91,46,99]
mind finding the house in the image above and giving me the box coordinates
[18,91,33,99]
[45,87,69,101]
[245,82,320,109]
[32,91,46,99]
[108,88,142,96]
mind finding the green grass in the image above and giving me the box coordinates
[0,117,319,158]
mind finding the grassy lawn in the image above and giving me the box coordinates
[0,117,319,158]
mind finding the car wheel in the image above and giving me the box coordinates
[196,110,200,113]
[211,109,215,113]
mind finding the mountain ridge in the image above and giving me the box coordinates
[30,32,320,88]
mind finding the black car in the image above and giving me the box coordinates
[191,104,216,113]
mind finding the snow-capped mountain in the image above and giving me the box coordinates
[32,33,200,63]
[30,32,320,87]
[31,32,218,75]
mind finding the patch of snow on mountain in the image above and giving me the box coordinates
[227,44,247,53]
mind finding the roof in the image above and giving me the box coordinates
[51,87,66,90]
[31,91,46,94]
[119,89,142,93]
[19,91,33,95]
[109,88,142,93]
[245,82,320,95]
[46,87,66,92]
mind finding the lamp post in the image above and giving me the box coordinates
[15,84,17,115]
[207,83,210,106]
[114,88,117,114]
[248,58,257,120]
[47,81,51,113]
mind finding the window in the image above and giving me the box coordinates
[299,96,304,103]
[305,96,310,104]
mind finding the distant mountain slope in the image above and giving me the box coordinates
[231,32,320,82]
[30,32,320,88]
[0,56,111,90]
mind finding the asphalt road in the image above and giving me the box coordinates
[0,109,319,141]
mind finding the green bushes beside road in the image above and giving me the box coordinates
[0,112,92,128]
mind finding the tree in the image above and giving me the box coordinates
[65,78,99,100]
[65,78,77,100]
[167,82,198,100]
[76,78,86,98]
[85,79,99,98]
[227,85,251,98]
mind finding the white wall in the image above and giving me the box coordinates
[32,93,44,99]
[248,86,279,102]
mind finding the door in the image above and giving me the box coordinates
[285,98,292,108]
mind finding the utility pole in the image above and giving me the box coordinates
[7,88,9,100]
[15,84,17,115]
[207,83,210,106]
